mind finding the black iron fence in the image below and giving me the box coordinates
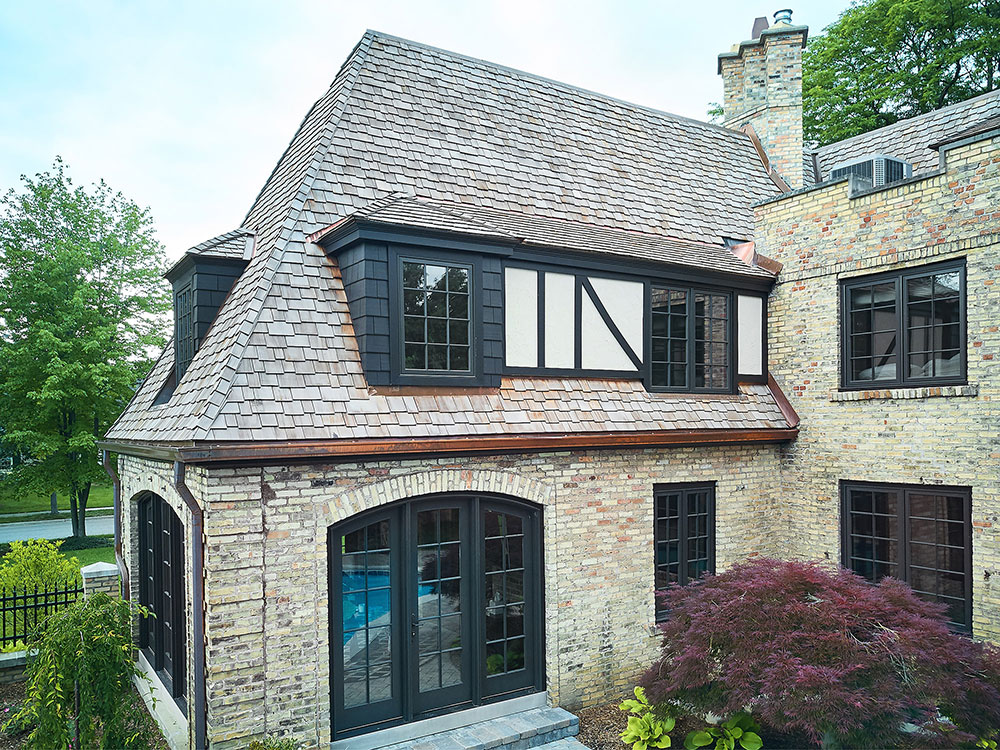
[0,581,83,648]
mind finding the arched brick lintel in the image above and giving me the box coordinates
[325,468,555,525]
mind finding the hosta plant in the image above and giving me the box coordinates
[620,686,675,749]
[640,558,1000,749]
[684,714,763,750]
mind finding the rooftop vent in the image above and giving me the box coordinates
[829,155,912,189]
[773,9,793,24]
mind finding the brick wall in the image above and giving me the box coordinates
[120,443,785,748]
[758,133,1000,640]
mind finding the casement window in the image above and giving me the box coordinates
[138,493,187,705]
[650,287,731,392]
[841,260,965,389]
[841,481,972,632]
[401,260,472,373]
[174,283,194,381]
[654,483,716,621]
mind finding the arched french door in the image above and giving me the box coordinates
[328,494,543,739]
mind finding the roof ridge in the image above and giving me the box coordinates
[191,34,376,440]
[363,29,751,142]
[817,88,1000,153]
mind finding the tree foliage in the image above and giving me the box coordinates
[0,158,169,536]
[803,0,1000,145]
[4,592,152,749]
[0,538,81,591]
[640,558,1000,749]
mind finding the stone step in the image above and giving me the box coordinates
[535,738,589,749]
[381,706,579,750]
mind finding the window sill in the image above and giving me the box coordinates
[829,384,978,402]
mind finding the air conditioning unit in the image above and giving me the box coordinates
[828,155,912,189]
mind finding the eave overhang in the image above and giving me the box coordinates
[99,427,798,467]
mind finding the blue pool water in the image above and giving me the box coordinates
[341,572,432,643]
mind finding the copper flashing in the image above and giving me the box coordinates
[100,427,798,466]
[742,124,792,193]
[767,373,800,428]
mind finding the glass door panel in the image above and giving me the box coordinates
[410,504,472,715]
[332,514,402,735]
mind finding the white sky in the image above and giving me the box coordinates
[0,1,844,262]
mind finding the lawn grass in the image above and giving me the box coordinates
[66,545,116,570]
[0,482,113,515]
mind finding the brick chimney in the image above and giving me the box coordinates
[718,9,808,189]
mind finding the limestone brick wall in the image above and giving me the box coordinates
[119,455,204,750]
[139,443,783,748]
[758,133,1000,639]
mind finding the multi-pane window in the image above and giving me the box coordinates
[402,261,471,373]
[174,283,194,380]
[841,261,964,388]
[842,482,972,632]
[653,483,716,621]
[651,287,730,392]
[138,493,187,704]
[484,511,526,676]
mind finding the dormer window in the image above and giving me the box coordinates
[402,260,471,373]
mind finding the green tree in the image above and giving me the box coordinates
[0,158,169,536]
[803,0,1000,146]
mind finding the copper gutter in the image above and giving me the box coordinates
[101,449,130,600]
[100,427,798,466]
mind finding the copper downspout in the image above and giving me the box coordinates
[101,449,130,600]
[173,461,207,750]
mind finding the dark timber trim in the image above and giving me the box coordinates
[581,277,643,369]
[99,427,799,466]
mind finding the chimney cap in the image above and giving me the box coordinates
[773,9,793,25]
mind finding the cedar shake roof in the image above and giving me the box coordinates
[105,31,794,449]
[314,193,776,279]
[810,89,1000,183]
[165,229,254,277]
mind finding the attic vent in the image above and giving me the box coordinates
[829,155,912,189]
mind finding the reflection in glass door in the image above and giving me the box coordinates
[330,495,542,740]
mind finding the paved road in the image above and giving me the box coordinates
[0,513,114,543]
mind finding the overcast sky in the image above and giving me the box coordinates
[0,1,844,261]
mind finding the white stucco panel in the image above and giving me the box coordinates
[587,276,644,357]
[544,273,575,369]
[737,294,764,376]
[581,291,636,371]
[504,267,538,368]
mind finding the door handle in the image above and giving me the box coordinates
[410,613,418,639]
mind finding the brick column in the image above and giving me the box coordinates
[81,561,121,598]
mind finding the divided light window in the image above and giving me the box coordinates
[402,261,471,373]
[842,481,972,632]
[654,483,716,621]
[138,493,187,705]
[841,260,965,389]
[651,288,730,392]
[174,283,194,380]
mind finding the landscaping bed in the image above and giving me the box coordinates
[0,679,168,749]
[574,701,812,750]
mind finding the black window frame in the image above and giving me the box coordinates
[840,480,973,633]
[174,282,194,382]
[653,482,717,622]
[649,285,734,394]
[840,259,966,390]
[388,250,486,387]
[138,493,187,707]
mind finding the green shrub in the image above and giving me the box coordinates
[619,686,675,749]
[247,737,299,750]
[4,591,151,749]
[58,535,113,552]
[684,714,762,750]
[0,538,81,590]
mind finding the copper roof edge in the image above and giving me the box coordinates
[99,427,799,465]
[767,372,800,428]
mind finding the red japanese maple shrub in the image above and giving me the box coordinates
[640,558,1000,748]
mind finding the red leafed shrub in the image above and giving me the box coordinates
[640,558,1000,749]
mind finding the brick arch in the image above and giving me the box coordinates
[325,468,554,525]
